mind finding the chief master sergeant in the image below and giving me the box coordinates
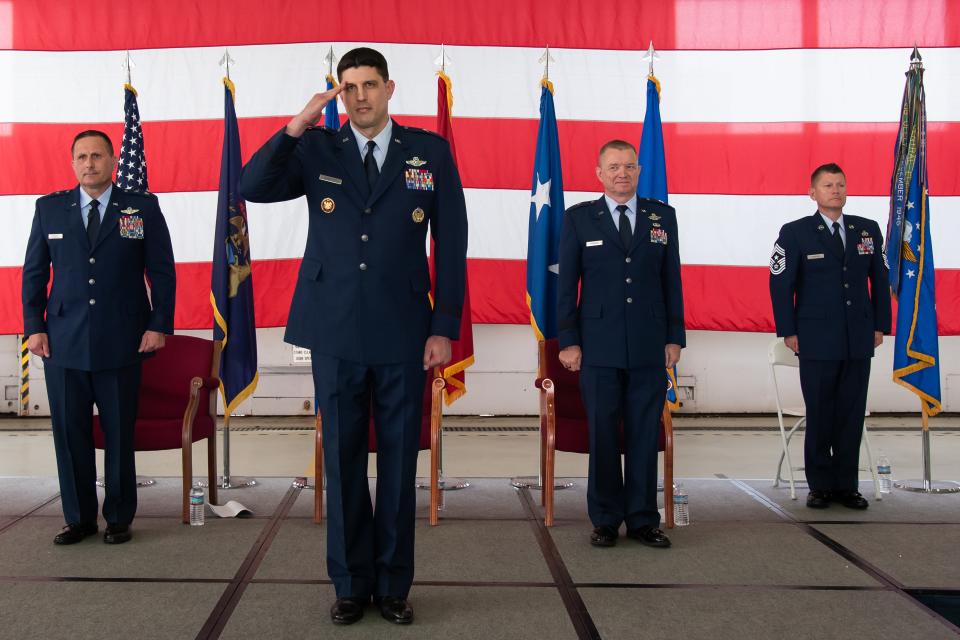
[239,47,467,626]
[769,162,891,510]
[21,129,176,546]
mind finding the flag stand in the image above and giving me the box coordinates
[200,415,256,490]
[417,433,469,491]
[895,405,960,494]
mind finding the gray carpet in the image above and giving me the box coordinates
[0,581,225,640]
[579,587,958,640]
[0,476,59,516]
[551,520,879,587]
[1,476,958,640]
[744,479,960,523]
[222,583,578,640]
[814,523,960,588]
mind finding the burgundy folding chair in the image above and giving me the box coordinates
[536,338,674,528]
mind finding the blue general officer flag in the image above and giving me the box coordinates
[887,53,940,416]
[637,74,680,410]
[211,78,258,415]
[323,73,340,129]
[526,79,565,340]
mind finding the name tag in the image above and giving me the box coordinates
[806,253,824,260]
[319,174,342,185]
[586,240,603,247]
[48,233,63,240]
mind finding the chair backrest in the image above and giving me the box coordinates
[540,339,665,454]
[93,334,217,451]
[768,337,799,368]
[138,335,216,419]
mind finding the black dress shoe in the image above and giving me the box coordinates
[377,596,413,625]
[53,523,98,545]
[590,526,619,547]
[103,524,132,544]
[806,490,831,509]
[834,490,869,510]
[626,525,671,548]
[330,597,367,625]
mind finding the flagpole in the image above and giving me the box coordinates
[206,53,256,491]
[895,403,960,493]
[512,45,574,492]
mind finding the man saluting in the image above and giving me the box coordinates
[240,47,467,625]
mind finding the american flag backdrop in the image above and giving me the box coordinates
[1,0,959,337]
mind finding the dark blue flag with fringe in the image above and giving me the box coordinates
[211,77,258,415]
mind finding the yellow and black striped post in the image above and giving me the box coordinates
[20,336,29,416]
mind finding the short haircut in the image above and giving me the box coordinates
[71,130,114,156]
[811,162,845,185]
[598,139,637,164]
[337,47,389,82]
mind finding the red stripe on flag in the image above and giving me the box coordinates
[4,120,960,197]
[5,0,959,51]
[3,261,960,335]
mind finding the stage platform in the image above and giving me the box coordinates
[1,473,959,640]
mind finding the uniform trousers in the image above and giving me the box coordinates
[44,361,142,526]
[312,353,426,600]
[580,364,663,531]
[798,357,871,492]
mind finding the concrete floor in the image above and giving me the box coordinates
[1,415,957,485]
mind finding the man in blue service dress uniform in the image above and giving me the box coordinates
[239,48,467,626]
[769,163,891,510]
[557,140,684,550]
[22,130,176,546]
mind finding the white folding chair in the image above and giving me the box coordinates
[768,338,881,500]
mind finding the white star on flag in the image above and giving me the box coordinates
[531,173,551,219]
[907,268,916,278]
[907,201,915,209]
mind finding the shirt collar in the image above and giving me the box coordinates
[350,119,394,157]
[79,184,113,210]
[818,211,844,230]
[604,194,638,216]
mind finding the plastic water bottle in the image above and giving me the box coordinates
[189,484,205,526]
[877,456,892,494]
[673,482,690,527]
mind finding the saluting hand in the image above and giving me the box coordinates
[286,84,344,137]
[138,330,166,353]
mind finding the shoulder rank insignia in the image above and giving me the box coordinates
[405,156,427,167]
[120,207,140,215]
